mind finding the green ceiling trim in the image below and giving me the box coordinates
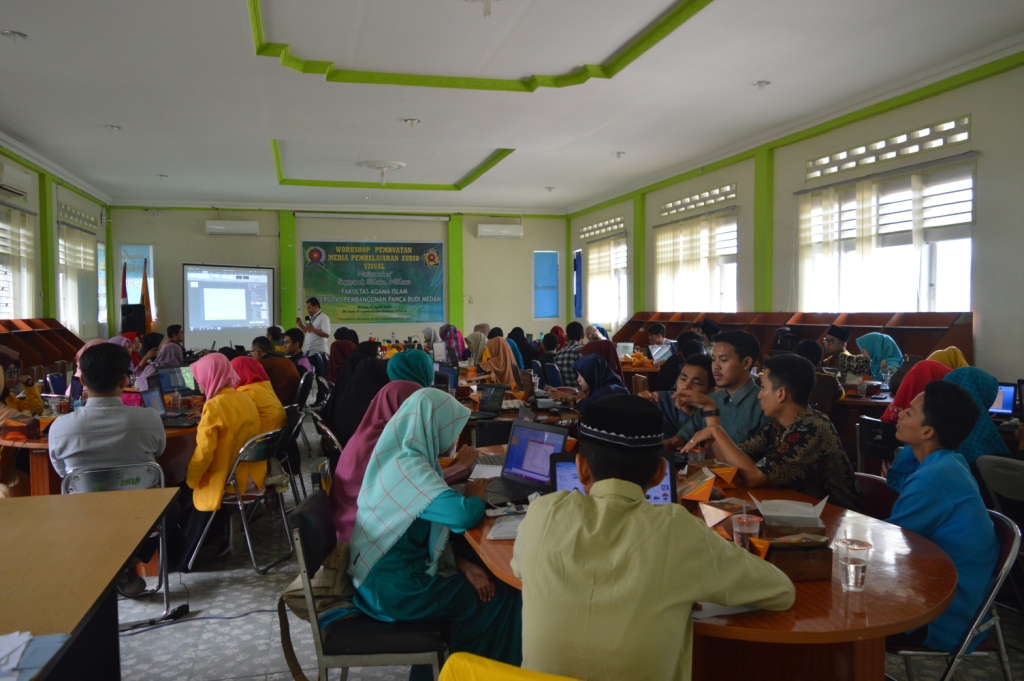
[272,140,514,191]
[0,144,109,209]
[247,0,714,92]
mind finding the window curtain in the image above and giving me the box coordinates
[58,224,98,338]
[654,211,737,312]
[0,205,37,320]
[586,235,627,329]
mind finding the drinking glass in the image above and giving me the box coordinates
[836,538,872,592]
[732,514,761,550]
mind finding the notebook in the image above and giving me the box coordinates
[990,383,1016,416]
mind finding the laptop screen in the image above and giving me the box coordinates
[990,384,1016,415]
[478,384,505,412]
[140,388,166,415]
[158,365,198,394]
[432,342,448,362]
[504,423,566,485]
[553,459,675,505]
[650,344,672,363]
[438,366,458,390]
[616,342,634,357]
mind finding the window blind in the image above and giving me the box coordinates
[654,210,738,312]
[0,204,37,320]
[587,236,628,329]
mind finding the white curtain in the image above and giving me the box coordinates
[58,224,98,338]
[0,205,37,319]
[654,212,737,312]
[586,235,627,329]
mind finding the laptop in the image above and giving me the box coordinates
[990,383,1016,420]
[468,384,509,421]
[436,366,459,391]
[518,369,558,410]
[446,345,461,366]
[140,386,200,428]
[616,342,635,357]
[432,342,448,362]
[549,453,677,505]
[649,343,673,363]
[157,365,201,396]
[485,420,569,505]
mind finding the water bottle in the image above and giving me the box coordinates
[391,331,397,345]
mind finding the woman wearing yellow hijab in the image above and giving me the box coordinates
[479,337,518,385]
[927,347,969,370]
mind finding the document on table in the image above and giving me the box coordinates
[691,603,758,620]
[0,632,30,675]
[469,465,504,480]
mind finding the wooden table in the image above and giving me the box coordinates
[0,488,179,679]
[466,484,957,681]
[4,426,198,496]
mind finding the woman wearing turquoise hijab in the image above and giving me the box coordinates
[348,389,522,676]
[855,332,903,381]
[944,367,1011,464]
[385,348,434,387]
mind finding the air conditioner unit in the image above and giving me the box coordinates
[0,163,32,200]
[476,223,523,239]
[205,220,260,236]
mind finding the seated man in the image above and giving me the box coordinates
[885,381,998,654]
[251,336,300,406]
[820,324,852,370]
[513,394,794,681]
[266,325,286,353]
[282,327,314,375]
[684,353,860,510]
[48,342,167,596]
[164,324,184,347]
[669,330,771,449]
[792,339,845,413]
[553,321,585,385]
[638,353,714,440]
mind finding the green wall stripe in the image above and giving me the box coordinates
[447,214,464,330]
[38,174,57,318]
[752,148,773,312]
[632,194,646,313]
[247,0,714,93]
[278,210,297,325]
[0,145,109,209]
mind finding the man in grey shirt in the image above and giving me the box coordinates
[49,342,166,478]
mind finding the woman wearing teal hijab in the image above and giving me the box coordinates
[855,332,903,381]
[944,367,1011,464]
[349,389,522,676]
[385,349,434,387]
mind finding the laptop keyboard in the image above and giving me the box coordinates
[476,454,506,466]
[487,477,540,501]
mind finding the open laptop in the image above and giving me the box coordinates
[431,342,448,362]
[549,453,677,505]
[649,343,673,363]
[157,365,200,397]
[616,342,634,357]
[485,420,569,505]
[518,369,558,410]
[140,386,200,428]
[468,384,509,421]
[446,345,461,366]
[990,383,1017,421]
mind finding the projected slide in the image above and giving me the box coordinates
[203,289,247,320]
[183,264,275,350]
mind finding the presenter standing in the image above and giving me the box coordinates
[297,297,331,403]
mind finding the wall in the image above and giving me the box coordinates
[461,216,565,337]
[569,199,634,328]
[644,159,757,312]
[772,67,1024,379]
[109,209,279,348]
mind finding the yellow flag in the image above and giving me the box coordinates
[140,258,153,333]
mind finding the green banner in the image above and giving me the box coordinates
[302,241,444,324]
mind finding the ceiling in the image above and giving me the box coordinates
[0,0,1022,213]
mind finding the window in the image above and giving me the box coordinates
[57,200,100,338]
[798,164,973,312]
[97,241,107,328]
[0,203,37,319]
[587,236,628,329]
[533,251,559,319]
[573,249,582,319]
[654,211,738,312]
[659,184,736,217]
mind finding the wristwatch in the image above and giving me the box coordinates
[701,408,721,417]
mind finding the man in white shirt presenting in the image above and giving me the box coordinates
[296,297,331,404]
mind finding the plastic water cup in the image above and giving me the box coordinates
[46,397,60,414]
[170,392,182,409]
[732,514,761,550]
[836,538,872,592]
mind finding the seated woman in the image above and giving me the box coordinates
[135,341,183,392]
[927,346,969,370]
[230,356,287,434]
[560,354,629,418]
[549,326,568,351]
[349,389,522,675]
[479,337,518,386]
[855,332,903,381]
[465,332,487,366]
[133,332,164,377]
[508,328,535,367]
[386,349,434,388]
[881,360,951,423]
[327,338,357,383]
[579,340,624,383]
[0,354,43,415]
[440,324,468,362]
[325,357,390,450]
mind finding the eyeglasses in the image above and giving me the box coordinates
[821,337,841,345]
[3,368,19,377]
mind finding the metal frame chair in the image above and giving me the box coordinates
[187,429,295,574]
[311,411,343,474]
[294,371,316,453]
[62,463,175,630]
[976,455,1024,610]
[891,510,1018,681]
[543,364,563,388]
[279,404,308,505]
[854,415,899,472]
[315,374,333,407]
[854,472,898,521]
[288,490,448,681]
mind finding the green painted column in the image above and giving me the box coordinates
[38,173,58,318]
[278,210,297,326]
[565,216,573,324]
[753,147,774,312]
[632,193,646,313]
[447,214,464,330]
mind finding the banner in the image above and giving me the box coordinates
[302,241,444,324]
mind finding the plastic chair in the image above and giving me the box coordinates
[439,652,580,680]
[855,415,899,472]
[46,372,67,396]
[187,429,295,575]
[63,463,175,630]
[474,420,514,448]
[288,490,448,681]
[890,510,1018,681]
[532,360,545,388]
[976,455,1024,610]
[544,364,563,389]
[854,472,898,521]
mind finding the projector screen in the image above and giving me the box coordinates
[183,264,274,352]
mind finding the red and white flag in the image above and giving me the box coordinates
[120,262,128,306]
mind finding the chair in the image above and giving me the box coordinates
[439,652,580,680]
[891,510,1018,681]
[288,490,448,681]
[854,472,898,520]
[632,374,649,394]
[294,371,316,453]
[544,364,563,388]
[311,411,343,474]
[314,374,333,408]
[976,455,1024,609]
[63,463,176,630]
[855,415,899,472]
[187,429,295,575]
[474,419,514,448]
[279,405,308,504]
[532,360,545,388]
[46,372,67,396]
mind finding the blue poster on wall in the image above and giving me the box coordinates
[120,244,157,317]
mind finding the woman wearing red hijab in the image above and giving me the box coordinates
[550,325,568,351]
[579,340,624,383]
[880,360,952,423]
[230,356,287,434]
[327,339,357,383]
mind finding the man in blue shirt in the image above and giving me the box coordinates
[886,381,997,653]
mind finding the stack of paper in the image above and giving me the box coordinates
[468,464,504,481]
[0,632,30,679]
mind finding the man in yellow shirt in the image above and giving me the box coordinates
[512,394,795,681]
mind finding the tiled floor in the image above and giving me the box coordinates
[118,422,1024,681]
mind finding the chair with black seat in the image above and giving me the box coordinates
[854,472,899,520]
[288,489,448,681]
[314,374,333,409]
[543,364,563,389]
[187,429,295,575]
[890,509,1018,681]
[474,419,514,448]
[276,404,308,505]
[63,463,178,630]
[311,411,343,474]
[532,360,545,389]
[976,455,1024,610]
[855,415,900,472]
[294,371,316,453]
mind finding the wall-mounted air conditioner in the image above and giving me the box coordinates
[0,163,32,200]
[476,223,524,239]
[205,220,260,236]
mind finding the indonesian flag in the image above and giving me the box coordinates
[140,259,153,333]
[120,262,128,306]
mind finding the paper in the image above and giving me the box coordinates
[0,632,30,673]
[749,494,827,528]
[699,503,734,528]
[487,514,524,540]
[469,465,504,481]
[691,603,758,620]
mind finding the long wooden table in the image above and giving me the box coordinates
[464,463,957,681]
[0,488,179,679]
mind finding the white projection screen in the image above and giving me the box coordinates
[182,263,275,351]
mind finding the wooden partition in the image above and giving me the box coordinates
[0,319,83,379]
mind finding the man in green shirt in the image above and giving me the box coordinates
[512,394,795,681]
[667,330,771,450]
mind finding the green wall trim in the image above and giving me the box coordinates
[447,214,464,330]
[278,210,297,325]
[752,148,773,312]
[0,144,109,209]
[272,140,514,191]
[248,0,714,93]
[107,207,568,219]
[38,174,57,318]
[632,195,646,313]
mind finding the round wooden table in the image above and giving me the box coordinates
[465,483,957,681]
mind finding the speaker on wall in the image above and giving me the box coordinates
[121,304,146,334]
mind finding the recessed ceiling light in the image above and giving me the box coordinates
[363,196,370,199]
[104,125,122,132]
[156,174,168,179]
[614,151,626,159]
[545,187,555,192]
[403,119,421,129]
[752,80,771,91]
[1,30,28,43]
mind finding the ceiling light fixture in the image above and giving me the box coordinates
[403,119,420,129]
[614,151,626,159]
[363,196,371,199]
[1,30,28,43]
[545,187,554,192]
[156,174,168,179]
[357,160,406,186]
[104,125,122,132]
[752,80,771,91]
[462,0,501,17]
